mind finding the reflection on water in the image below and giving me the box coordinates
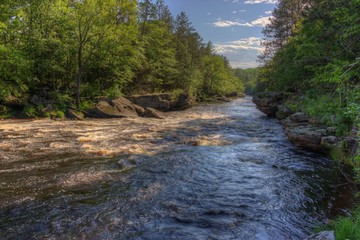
[0,97,357,239]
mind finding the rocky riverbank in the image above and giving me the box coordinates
[253,92,358,159]
[1,92,246,120]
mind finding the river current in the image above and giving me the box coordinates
[0,97,356,239]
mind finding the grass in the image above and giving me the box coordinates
[333,208,360,240]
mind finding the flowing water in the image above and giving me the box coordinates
[0,97,357,239]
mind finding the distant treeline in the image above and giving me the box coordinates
[0,0,243,114]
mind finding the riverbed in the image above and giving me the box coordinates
[0,97,356,239]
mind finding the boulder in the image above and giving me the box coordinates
[110,97,143,117]
[252,92,286,117]
[127,93,193,111]
[321,136,339,148]
[225,92,239,98]
[276,105,296,120]
[170,93,194,110]
[127,94,171,111]
[216,95,231,102]
[88,101,135,118]
[282,113,328,152]
[289,112,309,123]
[304,231,335,240]
[65,108,84,120]
[284,124,328,152]
[143,107,165,119]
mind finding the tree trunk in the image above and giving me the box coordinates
[76,44,83,109]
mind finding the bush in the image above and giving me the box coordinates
[23,105,38,118]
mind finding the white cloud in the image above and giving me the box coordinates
[250,16,271,27]
[214,37,263,68]
[213,20,252,27]
[232,9,246,14]
[265,10,272,15]
[245,0,277,4]
[212,16,272,28]
[214,37,263,54]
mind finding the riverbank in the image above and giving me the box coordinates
[253,91,360,239]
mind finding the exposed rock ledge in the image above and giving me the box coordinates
[253,92,358,155]
[70,93,195,120]
[127,93,194,111]
[252,92,286,117]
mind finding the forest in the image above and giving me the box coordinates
[257,0,360,237]
[258,0,359,138]
[0,0,243,117]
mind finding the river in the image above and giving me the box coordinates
[0,97,356,239]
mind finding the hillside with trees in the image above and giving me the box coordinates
[0,0,243,118]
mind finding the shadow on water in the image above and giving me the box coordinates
[0,97,357,239]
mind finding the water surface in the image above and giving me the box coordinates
[0,97,356,239]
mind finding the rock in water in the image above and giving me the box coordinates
[111,97,144,117]
[65,108,84,120]
[252,92,285,117]
[128,93,193,111]
[127,94,170,111]
[282,113,328,152]
[143,107,165,119]
[88,101,133,118]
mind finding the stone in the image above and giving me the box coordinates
[127,94,171,111]
[252,92,285,117]
[143,107,165,119]
[304,231,335,240]
[170,93,194,110]
[289,112,309,123]
[276,105,296,120]
[225,92,239,98]
[128,93,193,112]
[282,114,329,153]
[326,127,337,135]
[110,97,143,117]
[65,108,84,120]
[321,136,339,148]
[89,101,132,118]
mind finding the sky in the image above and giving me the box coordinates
[164,0,277,69]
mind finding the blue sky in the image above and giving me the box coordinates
[164,0,277,69]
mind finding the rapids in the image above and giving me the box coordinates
[0,97,356,239]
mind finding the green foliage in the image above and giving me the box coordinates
[334,208,360,240]
[0,0,244,117]
[23,105,38,118]
[234,68,260,94]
